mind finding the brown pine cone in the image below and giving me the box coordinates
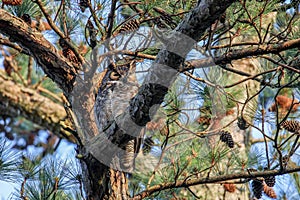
[281,120,300,133]
[263,183,277,199]
[252,178,264,199]
[264,175,276,187]
[118,19,140,34]
[220,130,234,148]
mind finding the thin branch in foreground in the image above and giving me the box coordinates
[0,9,77,93]
[183,38,300,71]
[35,0,84,64]
[132,167,300,200]
[0,36,29,54]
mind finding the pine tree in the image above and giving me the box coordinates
[0,0,300,199]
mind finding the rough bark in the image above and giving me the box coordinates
[0,72,76,141]
[0,1,237,199]
[86,1,236,198]
[88,0,236,166]
[183,37,300,70]
[109,170,129,200]
[0,9,77,94]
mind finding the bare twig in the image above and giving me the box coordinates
[0,36,28,54]
[35,0,84,64]
[106,0,118,39]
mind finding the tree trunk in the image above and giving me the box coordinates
[109,170,129,200]
[81,1,235,199]
[0,1,236,199]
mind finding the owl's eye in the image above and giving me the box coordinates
[109,71,121,80]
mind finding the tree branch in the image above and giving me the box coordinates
[34,0,84,64]
[0,72,76,142]
[132,167,300,199]
[0,36,29,54]
[116,38,300,76]
[87,0,236,169]
[0,9,77,94]
[182,38,300,71]
[129,0,237,128]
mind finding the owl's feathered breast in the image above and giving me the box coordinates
[94,61,143,172]
[94,62,138,132]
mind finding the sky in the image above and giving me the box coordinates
[0,139,76,199]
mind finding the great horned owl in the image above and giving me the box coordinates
[94,60,142,172]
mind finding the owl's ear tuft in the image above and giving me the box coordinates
[128,60,136,71]
[107,63,115,70]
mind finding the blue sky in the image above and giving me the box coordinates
[0,139,76,199]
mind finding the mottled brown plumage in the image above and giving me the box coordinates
[94,60,142,172]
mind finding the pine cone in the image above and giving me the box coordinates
[118,19,140,34]
[263,183,277,199]
[264,175,276,187]
[220,130,234,148]
[281,120,300,133]
[220,130,228,142]
[142,137,154,155]
[223,183,236,193]
[237,116,249,130]
[252,178,264,199]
